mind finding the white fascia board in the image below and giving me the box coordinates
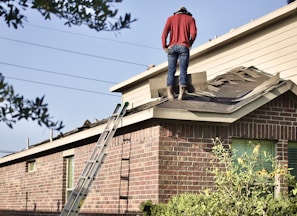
[0,109,155,165]
[153,108,237,123]
[0,124,104,164]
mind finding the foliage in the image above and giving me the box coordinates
[141,138,297,215]
[0,73,64,130]
[140,200,167,216]
[0,0,136,31]
[140,200,154,216]
[206,138,297,216]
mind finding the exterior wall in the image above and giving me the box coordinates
[80,122,160,214]
[1,93,297,215]
[121,81,153,109]
[0,152,64,213]
[158,92,297,203]
[159,121,216,202]
[0,122,161,216]
[190,13,297,82]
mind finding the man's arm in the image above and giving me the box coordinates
[189,18,197,46]
[162,18,171,49]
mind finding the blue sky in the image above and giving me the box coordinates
[0,0,287,156]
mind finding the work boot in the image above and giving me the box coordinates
[178,86,187,100]
[167,86,175,101]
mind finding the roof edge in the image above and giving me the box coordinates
[153,80,296,123]
[0,109,155,165]
[2,80,296,165]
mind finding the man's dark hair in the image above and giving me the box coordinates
[174,7,192,16]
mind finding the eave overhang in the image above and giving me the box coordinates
[153,80,297,122]
[1,79,295,166]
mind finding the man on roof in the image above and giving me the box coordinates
[162,6,197,100]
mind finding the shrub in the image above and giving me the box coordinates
[140,139,297,215]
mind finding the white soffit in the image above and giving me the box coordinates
[0,108,154,164]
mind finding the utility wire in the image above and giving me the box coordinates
[25,23,161,50]
[0,150,17,154]
[0,61,117,84]
[3,75,121,97]
[0,36,148,67]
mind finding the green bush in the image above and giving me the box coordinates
[140,139,297,215]
[140,200,154,216]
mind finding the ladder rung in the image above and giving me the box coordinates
[88,159,102,164]
[63,208,78,213]
[71,190,79,195]
[120,176,129,181]
[71,192,87,197]
[80,175,94,180]
[96,144,107,148]
[119,195,129,200]
[87,160,97,164]
[122,158,130,161]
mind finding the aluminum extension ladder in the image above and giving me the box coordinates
[60,102,129,216]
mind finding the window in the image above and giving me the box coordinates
[232,138,275,171]
[288,142,297,179]
[26,160,36,172]
[65,156,74,201]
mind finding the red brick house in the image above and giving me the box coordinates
[1,2,297,216]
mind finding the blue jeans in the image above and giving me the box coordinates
[167,45,189,87]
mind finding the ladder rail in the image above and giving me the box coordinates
[95,103,121,146]
[118,137,132,213]
[61,104,122,214]
[60,103,129,216]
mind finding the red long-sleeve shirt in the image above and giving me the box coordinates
[162,13,197,49]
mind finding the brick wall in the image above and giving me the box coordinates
[158,121,216,203]
[0,152,64,213]
[231,92,297,140]
[0,122,160,215]
[158,92,297,202]
[75,122,161,214]
[1,93,297,215]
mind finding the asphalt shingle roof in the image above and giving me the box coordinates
[131,66,282,114]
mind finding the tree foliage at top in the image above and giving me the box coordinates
[0,0,136,31]
[0,73,64,130]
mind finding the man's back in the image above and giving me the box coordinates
[162,12,197,49]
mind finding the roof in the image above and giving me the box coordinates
[128,66,293,117]
[1,66,296,164]
[157,66,280,113]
